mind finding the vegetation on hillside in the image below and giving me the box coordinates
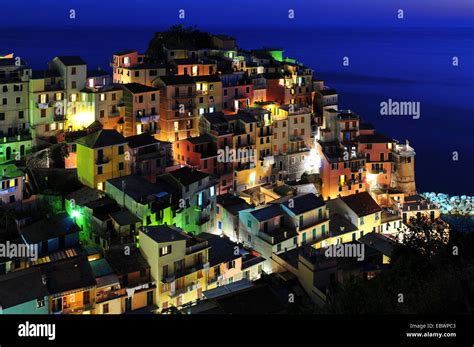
[320,216,474,314]
[147,25,214,59]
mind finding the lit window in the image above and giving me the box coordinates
[159,245,172,257]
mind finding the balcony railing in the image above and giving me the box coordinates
[36,102,50,109]
[172,93,196,99]
[96,156,109,165]
[137,114,159,124]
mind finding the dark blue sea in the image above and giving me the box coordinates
[1,25,473,196]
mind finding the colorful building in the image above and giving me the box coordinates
[155,75,198,142]
[0,55,32,162]
[121,83,160,137]
[75,129,129,190]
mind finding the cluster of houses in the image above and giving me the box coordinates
[0,31,446,314]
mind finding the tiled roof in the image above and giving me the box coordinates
[56,56,86,66]
[341,192,382,217]
[75,129,127,149]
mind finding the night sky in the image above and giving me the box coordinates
[2,0,473,29]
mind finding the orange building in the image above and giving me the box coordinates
[155,75,198,142]
[121,83,160,137]
[173,58,217,76]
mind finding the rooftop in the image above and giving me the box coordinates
[106,248,149,276]
[319,88,337,96]
[0,268,49,309]
[0,163,23,179]
[126,133,159,149]
[357,132,395,144]
[113,49,137,56]
[107,175,171,203]
[122,82,159,94]
[89,258,114,278]
[110,209,141,226]
[281,193,325,215]
[186,134,213,145]
[329,213,358,236]
[75,129,127,149]
[250,204,283,222]
[340,192,382,217]
[31,70,61,79]
[56,56,86,66]
[39,256,96,294]
[141,225,190,244]
[158,74,195,86]
[198,233,240,267]
[169,166,209,186]
[217,193,252,216]
[193,74,221,83]
[359,232,397,257]
[20,213,80,244]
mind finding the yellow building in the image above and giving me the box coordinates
[232,113,259,192]
[313,192,382,249]
[139,225,211,310]
[194,74,222,115]
[75,129,129,190]
[139,225,265,311]
[253,108,274,185]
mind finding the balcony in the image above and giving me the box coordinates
[54,113,67,122]
[207,274,220,285]
[289,135,303,142]
[109,110,120,118]
[172,93,196,99]
[137,114,159,124]
[36,102,50,109]
[350,166,365,173]
[169,282,201,299]
[186,240,209,255]
[196,214,210,227]
[1,131,32,143]
[171,103,195,111]
[96,288,126,304]
[96,156,109,165]
[370,168,387,174]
